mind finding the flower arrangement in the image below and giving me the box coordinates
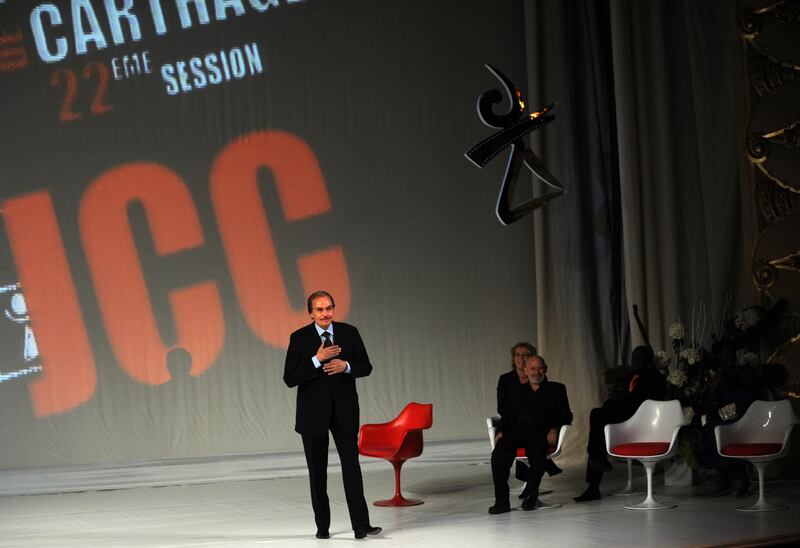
[605,299,795,469]
[658,299,794,468]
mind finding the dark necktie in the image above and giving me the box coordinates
[322,332,332,347]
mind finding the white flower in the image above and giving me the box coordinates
[655,350,671,369]
[734,308,761,330]
[669,322,685,340]
[682,406,695,422]
[667,368,687,387]
[680,347,702,365]
[739,352,761,367]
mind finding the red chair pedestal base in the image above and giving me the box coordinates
[374,495,424,507]
[373,460,423,507]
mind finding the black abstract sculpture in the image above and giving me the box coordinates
[465,64,564,225]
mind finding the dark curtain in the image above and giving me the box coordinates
[524,0,751,458]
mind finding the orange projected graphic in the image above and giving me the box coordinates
[1,131,347,415]
[211,130,351,348]
[0,31,29,75]
[2,192,96,417]
[79,163,224,385]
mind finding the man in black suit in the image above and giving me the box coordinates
[489,355,572,514]
[573,345,666,502]
[283,290,381,540]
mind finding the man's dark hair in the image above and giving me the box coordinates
[510,342,537,369]
[307,290,336,313]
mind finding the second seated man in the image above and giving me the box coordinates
[489,355,572,514]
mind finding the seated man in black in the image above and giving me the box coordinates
[490,355,572,514]
[574,345,666,502]
[496,342,563,493]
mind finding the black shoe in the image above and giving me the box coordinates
[315,530,330,539]
[354,526,381,539]
[588,459,612,473]
[573,486,601,502]
[488,501,511,514]
[521,496,538,511]
[545,459,563,477]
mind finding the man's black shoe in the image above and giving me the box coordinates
[573,486,601,502]
[354,526,382,539]
[545,460,563,477]
[488,501,511,514]
[315,530,330,539]
[521,496,538,511]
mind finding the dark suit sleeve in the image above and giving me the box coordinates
[283,330,322,388]
[344,326,372,379]
[496,375,509,434]
[551,383,573,429]
[497,375,508,417]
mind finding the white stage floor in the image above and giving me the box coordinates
[1,439,799,547]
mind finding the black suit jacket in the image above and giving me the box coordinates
[498,378,572,437]
[283,321,373,437]
[496,370,520,419]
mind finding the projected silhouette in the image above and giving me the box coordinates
[465,64,565,225]
[0,283,42,383]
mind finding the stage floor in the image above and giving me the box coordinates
[1,439,799,547]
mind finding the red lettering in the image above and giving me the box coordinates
[79,163,224,385]
[210,130,350,348]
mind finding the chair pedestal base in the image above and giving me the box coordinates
[613,460,643,496]
[534,499,561,510]
[374,495,423,507]
[736,501,787,512]
[733,462,788,512]
[624,461,676,510]
[625,499,676,510]
[373,460,423,507]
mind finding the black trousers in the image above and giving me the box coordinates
[301,430,370,532]
[491,433,547,502]
[585,404,631,486]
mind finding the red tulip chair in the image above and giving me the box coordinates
[358,402,433,506]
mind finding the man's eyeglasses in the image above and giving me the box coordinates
[312,306,334,313]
